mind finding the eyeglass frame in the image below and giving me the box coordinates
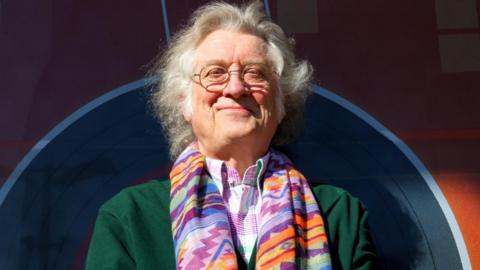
[192,63,277,92]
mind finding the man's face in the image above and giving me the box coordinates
[186,29,279,158]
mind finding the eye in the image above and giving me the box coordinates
[243,67,267,82]
[203,66,227,81]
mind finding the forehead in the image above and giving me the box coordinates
[194,30,269,67]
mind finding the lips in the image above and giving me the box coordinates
[213,96,260,115]
[216,104,253,113]
[218,105,250,111]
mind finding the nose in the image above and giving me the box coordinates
[222,70,247,98]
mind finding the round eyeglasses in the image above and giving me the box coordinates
[192,64,275,92]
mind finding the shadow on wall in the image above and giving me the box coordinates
[0,81,462,269]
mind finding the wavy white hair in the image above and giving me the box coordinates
[149,1,313,159]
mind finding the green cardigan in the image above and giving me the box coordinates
[86,180,379,269]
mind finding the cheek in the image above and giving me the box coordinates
[253,90,283,123]
[251,92,268,105]
[193,88,219,107]
[252,91,277,112]
[204,92,220,106]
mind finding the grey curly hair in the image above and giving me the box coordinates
[149,1,313,159]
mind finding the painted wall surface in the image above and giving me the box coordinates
[1,0,478,269]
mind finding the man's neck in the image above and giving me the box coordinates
[198,141,268,178]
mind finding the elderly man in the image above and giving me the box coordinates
[86,1,378,269]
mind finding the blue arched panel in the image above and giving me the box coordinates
[0,80,467,269]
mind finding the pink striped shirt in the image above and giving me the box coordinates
[205,152,270,263]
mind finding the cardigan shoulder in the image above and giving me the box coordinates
[99,180,171,218]
[86,180,175,270]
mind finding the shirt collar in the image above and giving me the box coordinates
[205,151,270,188]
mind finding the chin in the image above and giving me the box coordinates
[223,130,253,140]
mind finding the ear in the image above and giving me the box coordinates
[183,109,192,122]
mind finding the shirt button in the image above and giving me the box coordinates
[295,225,304,237]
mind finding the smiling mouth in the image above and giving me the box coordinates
[217,106,252,113]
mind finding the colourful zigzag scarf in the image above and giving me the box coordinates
[169,143,332,269]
